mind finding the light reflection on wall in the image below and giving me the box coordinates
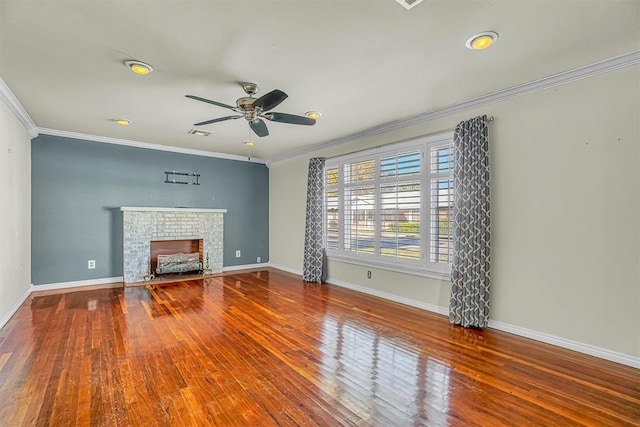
[320,316,451,422]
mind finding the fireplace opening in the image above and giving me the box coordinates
[150,239,203,276]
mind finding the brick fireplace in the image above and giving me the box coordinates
[121,207,227,285]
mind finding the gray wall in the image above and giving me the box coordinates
[31,135,269,285]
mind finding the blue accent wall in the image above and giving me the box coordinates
[31,135,269,285]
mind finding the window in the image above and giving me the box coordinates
[429,144,454,264]
[323,132,454,278]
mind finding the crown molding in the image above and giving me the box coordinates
[36,127,268,164]
[0,77,39,137]
[268,50,640,164]
[0,77,265,163]
[4,50,639,164]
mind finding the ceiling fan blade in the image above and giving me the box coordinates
[253,89,288,111]
[264,112,316,126]
[249,119,269,137]
[194,115,242,126]
[185,95,236,110]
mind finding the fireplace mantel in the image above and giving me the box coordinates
[120,207,227,213]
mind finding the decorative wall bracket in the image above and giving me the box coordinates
[165,171,200,185]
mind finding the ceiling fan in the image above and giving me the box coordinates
[185,82,316,137]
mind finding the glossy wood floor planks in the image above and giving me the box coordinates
[0,268,638,426]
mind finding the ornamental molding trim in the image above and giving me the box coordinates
[37,128,267,164]
[268,50,640,164]
[0,77,38,137]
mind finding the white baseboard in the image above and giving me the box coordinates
[487,320,640,369]
[267,263,302,276]
[222,262,270,272]
[267,264,639,369]
[267,262,448,315]
[31,276,124,292]
[0,285,32,330]
[327,276,449,316]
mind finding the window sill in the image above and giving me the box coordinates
[326,253,451,281]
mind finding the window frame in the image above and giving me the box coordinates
[324,131,454,280]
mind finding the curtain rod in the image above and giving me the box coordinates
[324,116,495,160]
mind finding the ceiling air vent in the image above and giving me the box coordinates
[396,0,424,10]
[188,129,211,136]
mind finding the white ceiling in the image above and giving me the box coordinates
[1,0,638,160]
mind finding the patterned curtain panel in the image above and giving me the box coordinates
[449,115,491,328]
[303,157,327,283]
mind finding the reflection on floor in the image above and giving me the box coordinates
[0,268,638,426]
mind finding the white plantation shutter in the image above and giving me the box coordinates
[343,159,376,254]
[323,132,454,277]
[343,186,376,254]
[325,167,339,249]
[380,151,421,261]
[429,145,454,264]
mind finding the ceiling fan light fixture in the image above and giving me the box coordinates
[186,83,315,138]
[465,31,499,50]
[124,60,154,75]
[305,111,322,120]
[114,118,131,126]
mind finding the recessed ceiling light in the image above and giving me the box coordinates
[124,60,154,75]
[465,31,499,50]
[245,141,255,147]
[305,111,322,120]
[114,118,131,126]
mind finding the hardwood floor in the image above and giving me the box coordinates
[0,268,638,426]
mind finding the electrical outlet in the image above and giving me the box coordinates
[257,256,261,263]
[235,250,241,258]
[367,270,372,279]
[88,260,96,269]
